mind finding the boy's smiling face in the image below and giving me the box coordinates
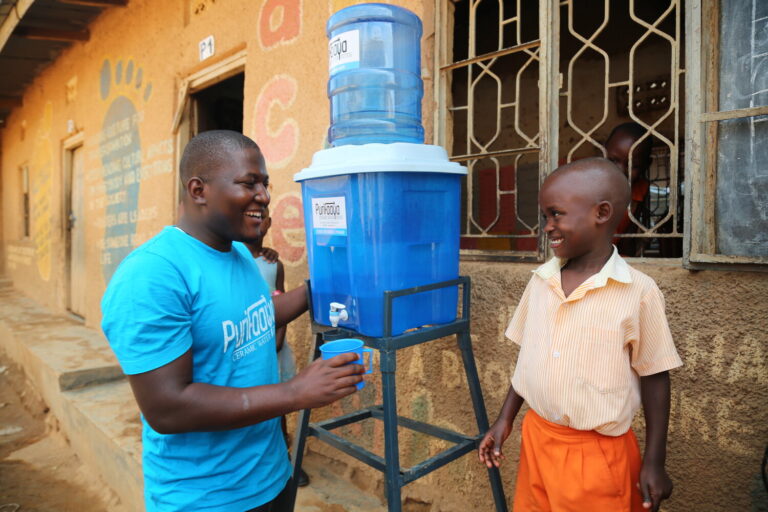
[539,171,603,260]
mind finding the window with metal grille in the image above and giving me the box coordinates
[435,0,686,260]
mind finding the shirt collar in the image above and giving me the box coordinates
[533,246,633,287]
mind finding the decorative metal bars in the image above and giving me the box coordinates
[438,0,685,258]
[561,0,683,256]
[440,1,541,255]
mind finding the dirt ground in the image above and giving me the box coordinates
[0,351,122,512]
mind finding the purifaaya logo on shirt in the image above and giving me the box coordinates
[221,296,275,360]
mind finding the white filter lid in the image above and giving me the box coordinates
[294,143,467,181]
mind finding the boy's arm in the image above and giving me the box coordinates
[273,283,308,329]
[478,384,525,468]
[274,260,286,351]
[275,260,285,294]
[639,370,673,512]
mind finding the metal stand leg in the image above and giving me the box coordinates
[287,332,322,511]
[290,278,506,511]
[380,348,402,512]
[457,330,508,512]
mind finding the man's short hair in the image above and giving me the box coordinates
[180,130,262,184]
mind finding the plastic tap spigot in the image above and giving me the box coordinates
[329,302,348,327]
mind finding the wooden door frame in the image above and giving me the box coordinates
[62,131,85,319]
[171,46,247,222]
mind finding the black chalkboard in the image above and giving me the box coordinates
[714,0,768,258]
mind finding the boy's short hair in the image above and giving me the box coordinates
[551,157,631,230]
[180,130,263,184]
[606,122,653,170]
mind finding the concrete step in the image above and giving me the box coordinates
[63,380,143,511]
[0,286,136,508]
[0,287,123,393]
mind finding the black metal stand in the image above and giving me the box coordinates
[286,277,507,511]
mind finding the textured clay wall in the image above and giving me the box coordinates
[469,262,768,512]
[303,262,768,511]
[0,0,433,327]
[2,0,183,319]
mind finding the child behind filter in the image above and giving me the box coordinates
[478,157,682,512]
[244,212,292,380]
[605,122,653,257]
[244,212,310,488]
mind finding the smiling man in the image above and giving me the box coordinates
[101,130,364,512]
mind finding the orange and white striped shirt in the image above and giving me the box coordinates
[506,247,682,436]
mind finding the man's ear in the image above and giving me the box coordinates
[595,200,613,225]
[186,177,207,205]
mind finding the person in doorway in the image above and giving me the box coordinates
[101,130,363,511]
[478,158,682,512]
[244,211,310,488]
[605,122,653,256]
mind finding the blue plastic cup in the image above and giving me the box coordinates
[319,338,374,389]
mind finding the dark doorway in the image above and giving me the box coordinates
[192,72,244,133]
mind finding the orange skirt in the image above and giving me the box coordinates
[513,410,645,512]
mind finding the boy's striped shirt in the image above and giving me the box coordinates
[506,247,682,436]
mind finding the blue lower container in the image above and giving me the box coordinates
[295,143,466,337]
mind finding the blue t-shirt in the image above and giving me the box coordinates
[101,226,290,511]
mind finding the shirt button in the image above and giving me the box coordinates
[553,351,561,358]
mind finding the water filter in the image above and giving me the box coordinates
[295,143,466,336]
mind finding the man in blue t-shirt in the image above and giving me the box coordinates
[101,131,363,512]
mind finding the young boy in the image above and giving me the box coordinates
[244,211,289,378]
[478,158,682,512]
[244,212,311,488]
[605,122,653,256]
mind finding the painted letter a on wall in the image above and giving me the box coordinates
[258,0,301,49]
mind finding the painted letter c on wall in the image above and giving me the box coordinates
[253,75,299,169]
